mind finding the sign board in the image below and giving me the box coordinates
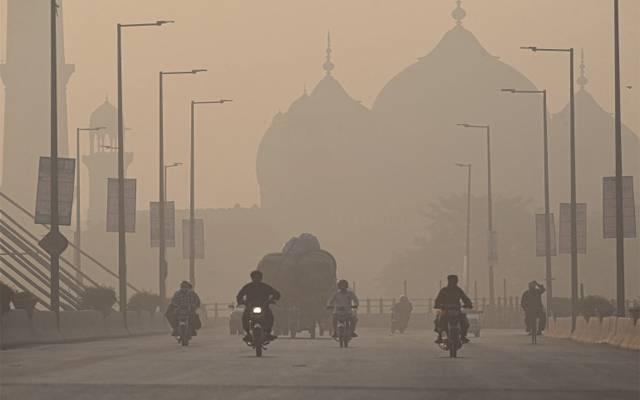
[603,176,636,239]
[559,203,587,254]
[488,230,498,263]
[34,157,76,226]
[106,178,136,233]
[535,213,557,257]
[182,219,205,259]
[150,201,176,247]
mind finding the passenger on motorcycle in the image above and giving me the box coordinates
[521,281,546,334]
[326,280,359,338]
[236,270,281,343]
[434,275,473,344]
[167,281,201,336]
[391,295,413,332]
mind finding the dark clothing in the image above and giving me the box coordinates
[392,301,413,316]
[437,311,470,338]
[524,308,547,332]
[236,282,281,306]
[242,306,274,335]
[435,285,473,310]
[165,305,201,336]
[521,287,545,311]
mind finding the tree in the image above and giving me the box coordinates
[78,286,117,315]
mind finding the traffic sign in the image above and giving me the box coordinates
[106,178,137,233]
[603,176,636,239]
[34,157,76,226]
[38,230,69,256]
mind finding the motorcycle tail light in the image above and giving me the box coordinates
[252,307,263,314]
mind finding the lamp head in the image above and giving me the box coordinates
[220,99,233,103]
[457,123,470,128]
[191,69,207,74]
[501,88,516,93]
[520,46,538,52]
[156,20,174,26]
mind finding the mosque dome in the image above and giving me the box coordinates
[256,33,371,221]
[89,96,117,140]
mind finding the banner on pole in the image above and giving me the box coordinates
[603,176,636,239]
[559,203,587,254]
[488,230,498,263]
[182,219,205,259]
[34,157,76,226]
[535,213,557,257]
[150,201,175,247]
[106,178,136,233]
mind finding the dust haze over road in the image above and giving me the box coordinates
[1,328,638,400]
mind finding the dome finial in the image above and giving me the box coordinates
[323,30,335,76]
[577,48,589,91]
[452,0,466,25]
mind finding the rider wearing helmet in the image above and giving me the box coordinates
[434,274,473,344]
[236,270,281,343]
[167,280,201,336]
[521,281,546,334]
[326,280,359,338]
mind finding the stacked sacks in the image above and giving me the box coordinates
[257,233,337,336]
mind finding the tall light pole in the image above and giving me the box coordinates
[613,0,625,317]
[458,123,495,306]
[159,69,206,308]
[522,45,578,329]
[75,126,105,285]
[501,88,553,315]
[455,162,472,293]
[164,162,183,201]
[117,19,172,326]
[189,99,231,287]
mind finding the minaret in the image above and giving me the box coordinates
[0,0,74,210]
[323,31,335,76]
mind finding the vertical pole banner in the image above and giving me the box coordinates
[182,219,205,259]
[559,203,587,254]
[535,213,557,257]
[603,176,636,238]
[35,157,76,225]
[150,201,176,247]
[106,178,136,232]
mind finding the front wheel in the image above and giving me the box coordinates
[180,325,190,346]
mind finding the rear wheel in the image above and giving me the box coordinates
[449,324,459,358]
[531,319,538,344]
[180,325,189,346]
[253,327,263,357]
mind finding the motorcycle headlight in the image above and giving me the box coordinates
[252,307,263,314]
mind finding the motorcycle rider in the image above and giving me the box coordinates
[167,280,201,336]
[326,280,359,338]
[521,281,546,335]
[236,270,281,343]
[434,274,473,344]
[391,295,413,333]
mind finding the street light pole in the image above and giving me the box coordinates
[613,0,625,317]
[117,20,172,326]
[189,99,231,287]
[522,45,578,330]
[164,162,183,201]
[455,162,472,293]
[158,69,206,308]
[75,126,105,285]
[457,124,494,306]
[501,88,553,315]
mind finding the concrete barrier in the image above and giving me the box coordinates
[570,317,588,342]
[599,316,617,344]
[581,317,603,344]
[628,321,640,351]
[0,310,36,347]
[104,312,128,337]
[60,311,103,341]
[32,311,63,342]
[551,317,572,338]
[609,318,631,347]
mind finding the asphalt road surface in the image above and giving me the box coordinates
[1,327,638,400]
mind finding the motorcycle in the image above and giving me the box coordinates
[176,308,193,346]
[332,306,357,348]
[437,306,469,358]
[246,303,273,357]
[390,311,410,334]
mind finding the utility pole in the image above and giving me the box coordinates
[456,162,472,293]
[613,0,625,317]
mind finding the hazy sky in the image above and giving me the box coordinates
[1,0,638,211]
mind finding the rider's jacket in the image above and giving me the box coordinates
[392,301,413,316]
[170,289,201,310]
[521,287,545,311]
[434,286,472,309]
[236,282,281,306]
[326,290,359,311]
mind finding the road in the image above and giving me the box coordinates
[1,327,638,400]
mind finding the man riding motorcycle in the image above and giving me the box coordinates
[521,281,546,334]
[391,295,413,333]
[434,274,473,344]
[167,280,201,337]
[326,280,359,338]
[236,270,281,343]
